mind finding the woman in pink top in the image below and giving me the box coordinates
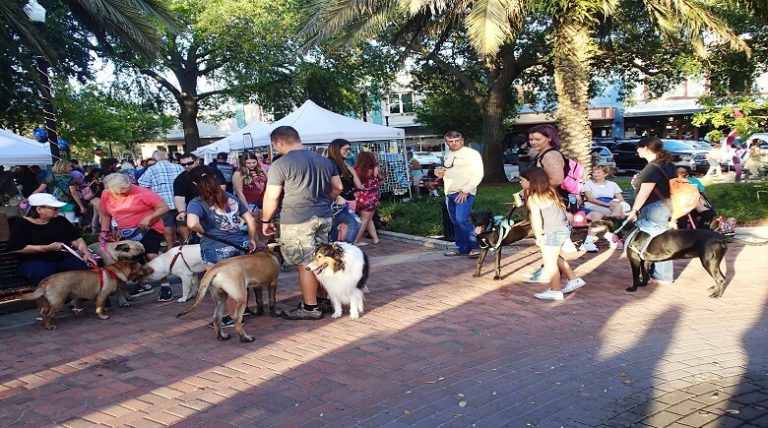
[98,173,173,301]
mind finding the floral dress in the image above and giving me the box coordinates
[355,173,381,212]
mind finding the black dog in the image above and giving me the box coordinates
[590,218,768,298]
[470,211,533,280]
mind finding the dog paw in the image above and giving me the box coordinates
[472,273,480,277]
[45,324,57,330]
[119,301,131,307]
[350,312,360,319]
[217,333,231,341]
[361,285,370,294]
[331,312,342,319]
[177,297,188,303]
[625,286,638,292]
[98,315,110,320]
[493,275,501,280]
[240,335,255,343]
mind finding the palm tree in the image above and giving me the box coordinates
[2,0,175,60]
[303,0,748,177]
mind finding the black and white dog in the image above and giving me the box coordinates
[306,242,370,319]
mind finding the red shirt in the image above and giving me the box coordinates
[100,185,165,234]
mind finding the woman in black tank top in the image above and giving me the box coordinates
[327,139,362,242]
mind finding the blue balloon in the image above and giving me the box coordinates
[33,127,48,142]
[57,138,69,150]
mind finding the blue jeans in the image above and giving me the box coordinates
[18,255,89,286]
[330,204,361,243]
[446,193,478,254]
[637,200,674,282]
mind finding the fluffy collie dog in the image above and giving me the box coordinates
[306,242,369,319]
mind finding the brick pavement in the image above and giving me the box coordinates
[1,234,767,427]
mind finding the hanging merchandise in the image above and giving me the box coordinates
[376,152,410,196]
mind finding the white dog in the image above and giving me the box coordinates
[143,244,205,302]
[305,242,369,319]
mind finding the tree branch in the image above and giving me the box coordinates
[416,48,485,105]
[138,68,181,99]
[197,88,230,100]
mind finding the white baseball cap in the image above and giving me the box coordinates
[28,193,66,207]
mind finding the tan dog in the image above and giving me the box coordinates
[177,250,281,343]
[87,240,146,265]
[19,261,149,330]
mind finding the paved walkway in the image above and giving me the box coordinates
[1,232,768,427]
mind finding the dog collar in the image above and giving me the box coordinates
[90,266,118,290]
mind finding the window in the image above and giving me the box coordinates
[402,93,414,113]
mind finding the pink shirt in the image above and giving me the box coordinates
[100,185,165,234]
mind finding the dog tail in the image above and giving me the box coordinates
[725,237,768,246]
[356,251,370,291]
[18,285,45,301]
[176,270,216,318]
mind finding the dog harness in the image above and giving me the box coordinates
[478,217,516,250]
[169,240,193,272]
[90,266,118,290]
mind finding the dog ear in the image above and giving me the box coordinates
[115,243,128,252]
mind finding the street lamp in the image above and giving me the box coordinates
[24,0,60,161]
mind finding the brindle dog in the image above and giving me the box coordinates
[470,210,533,280]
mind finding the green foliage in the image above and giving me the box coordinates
[692,96,768,137]
[54,83,175,159]
[382,179,768,236]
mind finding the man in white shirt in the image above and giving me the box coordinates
[441,131,484,257]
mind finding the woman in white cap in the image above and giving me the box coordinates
[8,193,97,287]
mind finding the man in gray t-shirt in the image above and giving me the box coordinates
[262,126,342,320]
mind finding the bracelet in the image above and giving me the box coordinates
[261,218,271,223]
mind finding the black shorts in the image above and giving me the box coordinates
[162,210,180,227]
[140,229,164,255]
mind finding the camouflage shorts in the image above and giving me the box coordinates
[279,216,333,266]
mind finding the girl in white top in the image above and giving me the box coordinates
[582,166,629,220]
[521,167,585,301]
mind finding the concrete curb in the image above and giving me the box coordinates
[378,230,456,250]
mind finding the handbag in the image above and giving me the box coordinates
[119,227,144,241]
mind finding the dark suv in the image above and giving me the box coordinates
[613,139,709,173]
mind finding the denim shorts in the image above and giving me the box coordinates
[541,228,572,247]
[201,245,244,265]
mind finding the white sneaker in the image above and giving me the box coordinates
[534,288,564,300]
[562,278,586,293]
[523,267,548,283]
[579,242,598,253]
[561,238,578,253]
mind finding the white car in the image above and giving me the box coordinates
[590,145,616,169]
[412,151,443,166]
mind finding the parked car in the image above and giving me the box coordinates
[593,139,618,152]
[411,151,443,167]
[590,145,616,169]
[612,139,709,173]
[684,141,713,152]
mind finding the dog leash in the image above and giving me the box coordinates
[198,232,267,254]
[61,243,96,267]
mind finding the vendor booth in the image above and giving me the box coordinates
[194,100,412,197]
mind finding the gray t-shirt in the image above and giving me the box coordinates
[267,149,337,224]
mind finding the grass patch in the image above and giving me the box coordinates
[380,179,768,236]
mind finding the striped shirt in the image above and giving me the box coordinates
[138,160,183,207]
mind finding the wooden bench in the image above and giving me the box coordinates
[0,213,34,302]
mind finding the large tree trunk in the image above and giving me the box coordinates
[178,94,201,151]
[553,21,594,175]
[480,93,508,183]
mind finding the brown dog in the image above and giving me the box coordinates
[19,261,149,329]
[177,250,281,343]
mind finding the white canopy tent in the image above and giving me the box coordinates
[0,128,53,165]
[192,117,267,161]
[195,100,405,155]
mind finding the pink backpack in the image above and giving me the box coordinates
[538,149,584,195]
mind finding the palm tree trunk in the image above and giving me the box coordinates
[553,21,594,174]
